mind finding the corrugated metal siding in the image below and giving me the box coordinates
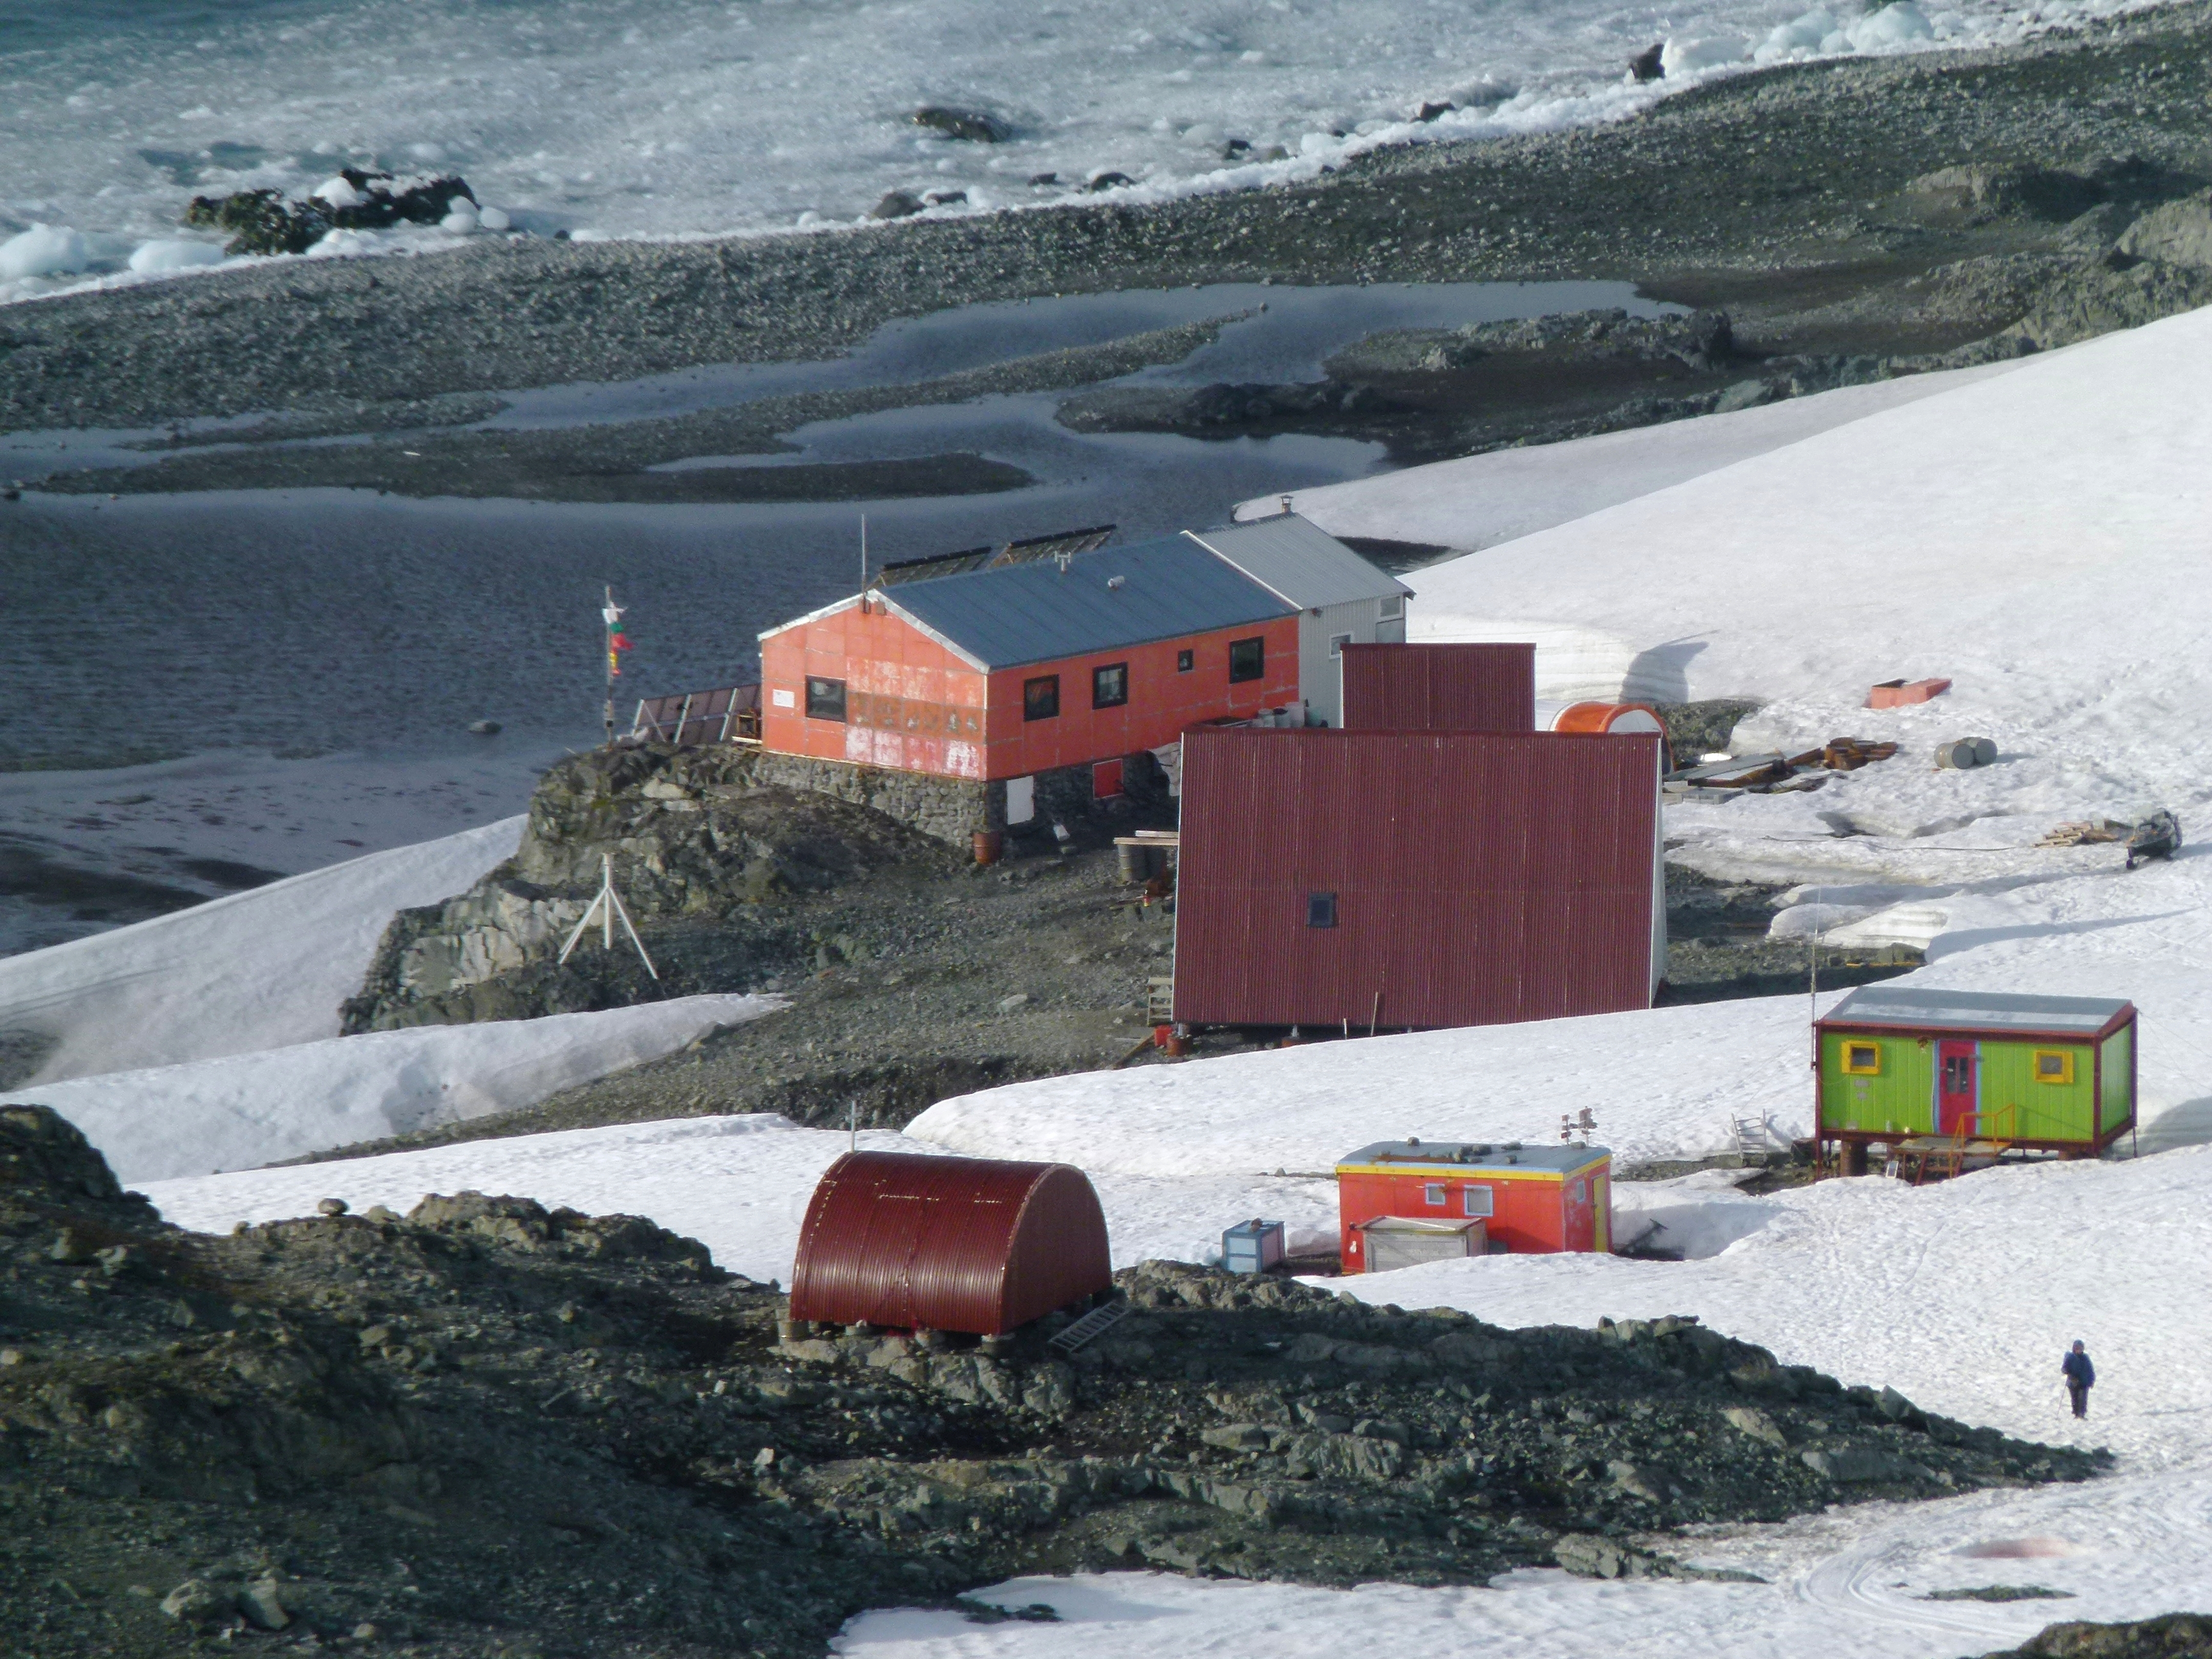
[1300,599,1386,728]
[890,536,1294,670]
[1172,729,1660,1030]
[1339,643,1537,733]
[1184,517,1411,610]
[788,1152,1112,1335]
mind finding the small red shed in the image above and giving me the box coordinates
[789,1151,1113,1336]
[757,535,1300,781]
[1172,727,1667,1031]
[1339,643,1536,733]
[1335,1139,1612,1268]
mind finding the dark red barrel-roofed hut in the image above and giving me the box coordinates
[789,1151,1113,1336]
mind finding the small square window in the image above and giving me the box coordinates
[2033,1049,2076,1084]
[1424,1183,1445,1207]
[1092,662,1129,708]
[1841,1041,1881,1075]
[1306,891,1337,928]
[1228,636,1265,683]
[1329,632,1353,657]
[1377,594,1405,622]
[1462,1185,1493,1218]
[804,677,847,722]
[1023,675,1060,721]
[1177,648,1195,673]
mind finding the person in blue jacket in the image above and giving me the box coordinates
[2062,1341,2095,1418]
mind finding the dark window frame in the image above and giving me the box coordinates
[1228,635,1265,683]
[1177,648,1195,673]
[1306,891,1337,928]
[1023,674,1061,721]
[1092,662,1130,709]
[804,676,847,722]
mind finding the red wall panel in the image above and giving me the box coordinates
[1173,729,1660,1030]
[1339,642,1536,733]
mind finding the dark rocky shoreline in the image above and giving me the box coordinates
[3,2,2212,490]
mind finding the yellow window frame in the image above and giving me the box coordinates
[2032,1048,2076,1085]
[1840,1040,1882,1076]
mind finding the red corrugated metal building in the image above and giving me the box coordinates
[1339,643,1536,734]
[757,535,1300,781]
[788,1151,1113,1335]
[1171,728,1666,1030]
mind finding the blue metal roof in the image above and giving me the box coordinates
[885,535,1294,671]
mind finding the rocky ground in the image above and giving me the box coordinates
[5,4,2212,496]
[0,1104,2108,1657]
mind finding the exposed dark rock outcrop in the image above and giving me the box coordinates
[341,743,953,1032]
[182,169,477,256]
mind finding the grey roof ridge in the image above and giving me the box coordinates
[1179,527,1303,609]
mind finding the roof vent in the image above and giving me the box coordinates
[1405,1135,1421,1148]
[1106,574,1126,590]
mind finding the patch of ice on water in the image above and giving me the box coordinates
[0,224,89,281]
[126,239,228,273]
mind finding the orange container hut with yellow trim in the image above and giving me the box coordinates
[1335,1139,1611,1270]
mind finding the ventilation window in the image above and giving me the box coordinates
[2033,1049,2076,1084]
[1841,1041,1881,1075]
[1024,675,1060,721]
[1377,594,1405,621]
[1306,891,1337,928]
[1329,632,1353,657]
[1462,1185,1493,1218]
[1424,1183,1445,1207]
[1092,663,1129,708]
[1177,648,1195,673]
[1228,636,1265,683]
[804,677,847,722]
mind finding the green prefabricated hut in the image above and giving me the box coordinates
[1815,986,2137,1171]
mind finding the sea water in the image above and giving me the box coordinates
[0,0,2153,300]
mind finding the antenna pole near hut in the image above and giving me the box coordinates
[557,854,660,980]
[860,515,868,592]
[601,586,634,748]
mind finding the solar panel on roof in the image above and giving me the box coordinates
[873,525,1117,588]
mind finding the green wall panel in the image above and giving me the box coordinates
[1979,1040,2093,1143]
[2100,1025,2135,1136]
[1820,1032,1932,1135]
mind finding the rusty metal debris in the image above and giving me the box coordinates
[1664,736,1898,796]
[2037,819,2128,847]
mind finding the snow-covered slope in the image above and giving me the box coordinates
[142,1111,1342,1278]
[1241,358,2029,555]
[0,815,521,1086]
[17,994,779,1184]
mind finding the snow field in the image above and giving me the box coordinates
[24,995,777,1185]
[0,815,522,1085]
[141,1112,1342,1283]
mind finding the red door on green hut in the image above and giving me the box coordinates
[1938,1039,1977,1135]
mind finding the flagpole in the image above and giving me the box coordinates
[602,585,615,747]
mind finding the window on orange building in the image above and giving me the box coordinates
[1024,675,1060,720]
[1424,1183,1445,1206]
[1177,648,1195,672]
[1228,636,1264,683]
[805,677,846,721]
[1093,663,1129,708]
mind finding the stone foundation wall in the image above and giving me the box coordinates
[752,751,1003,845]
[752,748,1177,846]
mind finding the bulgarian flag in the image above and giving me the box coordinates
[604,598,635,677]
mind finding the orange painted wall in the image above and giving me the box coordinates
[758,597,989,778]
[1336,1160,1609,1261]
[981,618,1299,778]
[759,599,1299,781]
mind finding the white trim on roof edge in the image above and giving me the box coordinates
[757,589,992,673]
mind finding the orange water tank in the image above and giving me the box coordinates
[1548,701,1671,768]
